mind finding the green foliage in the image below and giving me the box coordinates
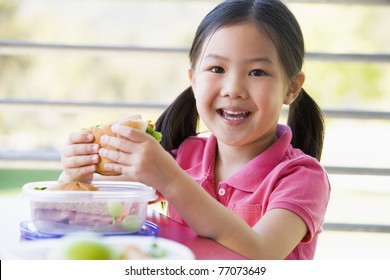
[304,61,388,107]
[0,169,62,191]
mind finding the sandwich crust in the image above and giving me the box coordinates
[47,181,98,191]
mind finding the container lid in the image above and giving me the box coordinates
[20,220,160,240]
[21,181,157,202]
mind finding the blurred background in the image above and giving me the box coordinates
[0,0,389,259]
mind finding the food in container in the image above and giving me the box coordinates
[21,181,157,235]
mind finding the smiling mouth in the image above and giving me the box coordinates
[218,109,251,121]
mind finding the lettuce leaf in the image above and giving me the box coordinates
[146,127,163,142]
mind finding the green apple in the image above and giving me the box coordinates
[50,239,120,260]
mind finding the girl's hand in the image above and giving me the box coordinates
[98,124,179,190]
[60,131,99,182]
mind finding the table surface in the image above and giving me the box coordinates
[0,196,245,260]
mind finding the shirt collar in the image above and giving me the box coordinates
[202,135,218,180]
[212,124,293,192]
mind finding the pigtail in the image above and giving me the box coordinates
[287,89,325,161]
[155,86,199,151]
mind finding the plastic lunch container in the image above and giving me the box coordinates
[21,181,157,235]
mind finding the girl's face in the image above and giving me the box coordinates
[190,21,302,150]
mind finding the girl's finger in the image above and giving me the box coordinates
[103,162,125,176]
[99,148,135,166]
[111,124,151,143]
[63,165,97,180]
[62,154,99,169]
[100,135,136,153]
[62,143,99,157]
[66,131,94,144]
[103,163,140,182]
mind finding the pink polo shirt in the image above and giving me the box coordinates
[169,124,330,260]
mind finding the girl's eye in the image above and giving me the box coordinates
[210,66,225,74]
[249,69,266,77]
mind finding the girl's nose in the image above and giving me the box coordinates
[220,74,248,99]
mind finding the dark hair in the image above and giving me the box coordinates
[156,0,325,160]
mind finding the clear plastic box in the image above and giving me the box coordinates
[21,181,157,235]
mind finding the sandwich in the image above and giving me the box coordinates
[32,182,138,232]
[86,119,162,176]
[43,181,99,191]
[32,182,113,230]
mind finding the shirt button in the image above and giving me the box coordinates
[218,188,226,196]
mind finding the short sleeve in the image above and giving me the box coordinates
[267,157,331,242]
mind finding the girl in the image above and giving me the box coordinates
[61,0,330,259]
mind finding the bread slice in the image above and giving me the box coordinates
[46,181,98,191]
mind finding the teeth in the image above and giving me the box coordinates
[224,109,243,115]
[220,109,250,120]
